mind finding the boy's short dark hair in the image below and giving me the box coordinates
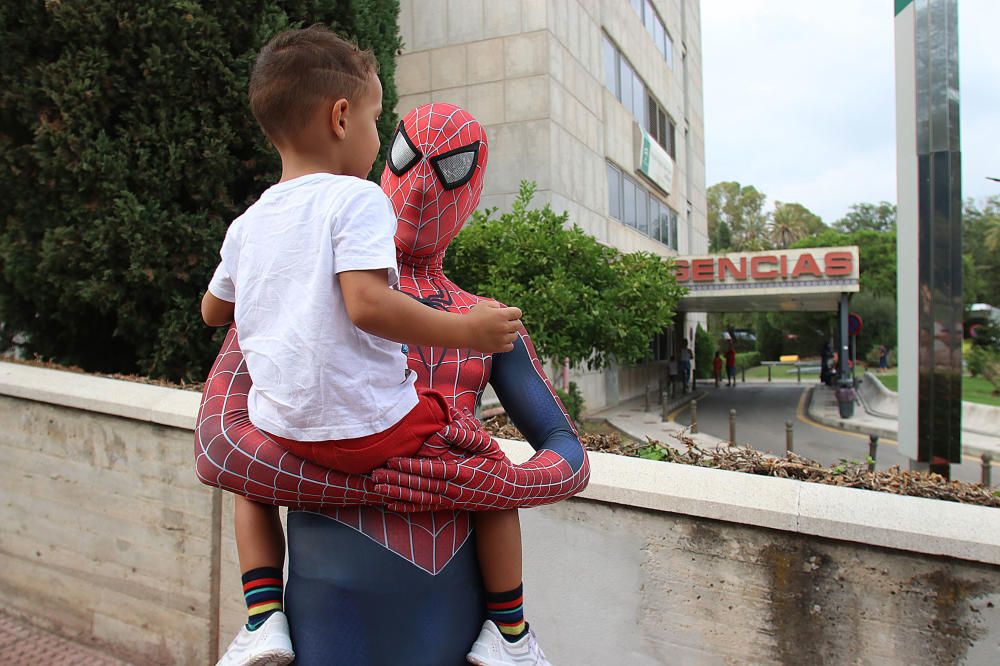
[249,25,378,144]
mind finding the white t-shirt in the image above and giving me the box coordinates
[208,173,418,441]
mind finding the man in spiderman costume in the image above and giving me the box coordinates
[195,103,589,665]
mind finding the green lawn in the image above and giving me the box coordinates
[731,363,820,381]
[864,370,1000,407]
[720,364,1000,407]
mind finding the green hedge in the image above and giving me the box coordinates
[734,351,760,370]
[0,1,400,381]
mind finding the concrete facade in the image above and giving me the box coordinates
[396,0,709,411]
[3,364,1000,664]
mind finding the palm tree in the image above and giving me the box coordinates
[769,201,821,248]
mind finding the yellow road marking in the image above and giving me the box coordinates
[796,387,993,465]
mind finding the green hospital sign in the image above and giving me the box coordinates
[635,126,674,195]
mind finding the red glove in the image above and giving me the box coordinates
[371,449,590,512]
[413,405,507,461]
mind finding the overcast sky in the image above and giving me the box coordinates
[701,0,1000,224]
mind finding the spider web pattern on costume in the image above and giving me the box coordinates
[375,322,590,512]
[194,326,472,576]
[195,103,587,576]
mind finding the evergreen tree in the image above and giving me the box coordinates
[0,1,401,380]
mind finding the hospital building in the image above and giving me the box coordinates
[395,0,709,411]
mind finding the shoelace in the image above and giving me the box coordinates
[526,631,547,663]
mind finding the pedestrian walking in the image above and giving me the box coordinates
[679,340,693,392]
[712,351,722,388]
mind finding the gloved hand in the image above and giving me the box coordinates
[371,448,589,513]
[411,405,507,461]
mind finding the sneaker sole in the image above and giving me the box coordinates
[466,654,504,666]
[239,649,295,666]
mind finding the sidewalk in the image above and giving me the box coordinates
[0,613,132,665]
[587,393,726,449]
[805,383,1000,460]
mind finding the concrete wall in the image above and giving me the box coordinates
[3,362,998,665]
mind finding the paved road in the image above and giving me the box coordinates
[670,383,987,484]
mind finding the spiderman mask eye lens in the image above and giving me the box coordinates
[388,122,421,176]
[429,142,480,190]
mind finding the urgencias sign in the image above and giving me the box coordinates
[675,247,858,285]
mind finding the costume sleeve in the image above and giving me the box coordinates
[193,326,424,512]
[489,331,587,473]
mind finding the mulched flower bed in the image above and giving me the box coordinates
[482,415,1000,509]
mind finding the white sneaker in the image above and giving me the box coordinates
[466,620,553,666]
[217,611,295,666]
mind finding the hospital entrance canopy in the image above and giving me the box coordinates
[674,246,860,313]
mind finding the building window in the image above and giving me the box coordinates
[602,36,618,97]
[637,187,649,236]
[630,0,673,69]
[623,176,636,227]
[645,95,675,158]
[603,35,661,135]
[606,160,678,250]
[607,162,622,220]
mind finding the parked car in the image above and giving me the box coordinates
[720,329,757,352]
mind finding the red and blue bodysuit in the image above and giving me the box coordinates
[195,104,590,665]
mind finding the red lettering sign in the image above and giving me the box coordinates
[824,251,854,277]
[750,255,778,279]
[791,253,823,278]
[674,251,856,284]
[692,259,715,282]
[675,259,690,282]
[717,257,747,281]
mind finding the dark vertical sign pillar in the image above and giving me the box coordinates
[894,0,962,476]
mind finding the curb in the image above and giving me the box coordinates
[805,385,897,441]
[661,389,706,417]
[806,386,999,461]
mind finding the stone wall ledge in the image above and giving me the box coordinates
[3,360,997,566]
[0,361,202,431]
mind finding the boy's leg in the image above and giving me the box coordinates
[475,510,528,642]
[234,496,286,630]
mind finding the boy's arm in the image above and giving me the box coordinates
[201,291,235,327]
[339,269,521,353]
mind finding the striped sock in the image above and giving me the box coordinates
[242,566,283,631]
[486,584,527,643]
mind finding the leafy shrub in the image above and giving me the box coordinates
[734,351,760,370]
[554,381,585,424]
[446,181,686,370]
[694,324,715,378]
[754,313,784,360]
[850,292,897,362]
[0,1,401,380]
